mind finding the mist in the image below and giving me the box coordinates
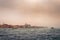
[0,0,60,28]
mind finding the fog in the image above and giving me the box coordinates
[0,0,60,28]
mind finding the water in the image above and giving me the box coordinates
[0,28,60,40]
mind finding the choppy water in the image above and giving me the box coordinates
[0,28,60,40]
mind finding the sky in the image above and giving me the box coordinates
[0,0,60,28]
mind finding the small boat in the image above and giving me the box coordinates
[51,27,54,29]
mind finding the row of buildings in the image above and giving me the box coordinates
[0,24,47,28]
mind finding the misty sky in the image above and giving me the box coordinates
[0,0,60,28]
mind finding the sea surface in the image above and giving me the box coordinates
[0,28,60,40]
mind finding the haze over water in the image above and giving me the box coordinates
[0,0,60,28]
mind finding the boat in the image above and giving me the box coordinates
[51,27,54,29]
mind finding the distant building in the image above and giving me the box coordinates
[2,24,8,28]
[24,24,31,28]
[0,23,48,28]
